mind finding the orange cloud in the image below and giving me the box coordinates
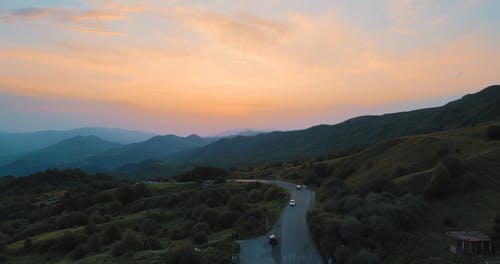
[1,4,499,130]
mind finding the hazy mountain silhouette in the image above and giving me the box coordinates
[1,85,499,177]
[164,85,500,166]
[0,136,121,176]
[69,134,218,170]
[0,127,156,157]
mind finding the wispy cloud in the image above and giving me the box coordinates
[172,7,288,57]
[0,7,126,35]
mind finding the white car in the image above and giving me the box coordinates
[289,199,296,207]
[296,185,302,190]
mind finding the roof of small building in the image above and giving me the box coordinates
[446,231,491,242]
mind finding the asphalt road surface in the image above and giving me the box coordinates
[239,180,323,264]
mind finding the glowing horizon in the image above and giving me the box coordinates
[1,0,499,135]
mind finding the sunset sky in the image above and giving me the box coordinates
[1,0,499,135]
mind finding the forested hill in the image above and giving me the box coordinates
[166,85,500,166]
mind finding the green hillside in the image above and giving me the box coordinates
[167,85,500,166]
[0,169,287,263]
[234,122,500,263]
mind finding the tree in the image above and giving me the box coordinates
[340,217,361,245]
[352,249,380,264]
[192,231,208,245]
[214,176,226,184]
[23,238,34,253]
[487,125,500,140]
[228,196,247,212]
[0,233,7,253]
[491,213,500,240]
[314,164,331,178]
[86,234,102,252]
[84,220,97,234]
[101,223,122,244]
[141,218,158,236]
[111,229,143,257]
[59,231,86,253]
[143,237,162,250]
[334,245,351,264]
[116,185,138,204]
[424,162,452,199]
[190,222,210,237]
[166,246,201,264]
[198,208,220,229]
[70,245,88,260]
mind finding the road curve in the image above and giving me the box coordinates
[238,180,323,264]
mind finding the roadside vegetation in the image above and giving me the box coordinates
[234,122,500,263]
[0,169,288,263]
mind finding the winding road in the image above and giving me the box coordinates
[238,180,323,264]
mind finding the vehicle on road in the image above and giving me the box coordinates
[268,234,278,246]
[296,184,302,190]
[289,199,296,207]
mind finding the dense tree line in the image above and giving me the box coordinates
[0,169,286,263]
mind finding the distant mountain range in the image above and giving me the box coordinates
[0,127,156,157]
[0,133,217,176]
[0,85,499,178]
[0,136,121,176]
[162,85,500,166]
[75,134,218,170]
[211,129,267,138]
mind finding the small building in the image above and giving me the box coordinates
[447,231,494,254]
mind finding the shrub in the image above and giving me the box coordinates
[263,186,287,201]
[84,220,97,234]
[141,218,158,236]
[463,172,477,190]
[111,229,143,257]
[424,162,452,199]
[101,223,122,244]
[314,164,331,178]
[340,217,361,245]
[436,148,449,158]
[352,249,380,264]
[144,237,162,250]
[219,211,241,229]
[365,215,395,244]
[190,222,210,237]
[192,231,208,245]
[86,234,102,252]
[0,233,7,253]
[359,178,395,194]
[36,238,59,254]
[440,157,464,178]
[70,245,87,260]
[56,212,89,229]
[228,196,247,212]
[334,245,351,264]
[393,166,408,177]
[247,189,263,203]
[198,208,220,229]
[23,238,34,253]
[491,213,500,240]
[59,231,86,253]
[343,196,364,213]
[487,125,500,140]
[169,226,188,240]
[166,246,201,264]
[213,177,226,184]
[443,216,456,227]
